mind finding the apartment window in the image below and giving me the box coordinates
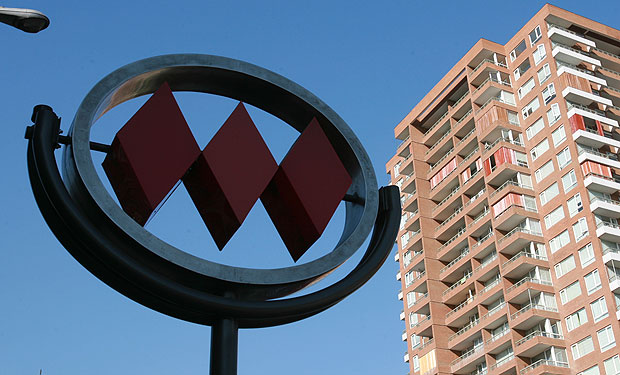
[562,169,577,192]
[411,334,421,349]
[538,63,551,84]
[526,117,545,140]
[510,40,527,62]
[552,125,566,147]
[567,193,583,217]
[585,269,602,294]
[545,206,565,229]
[580,365,600,375]
[571,336,594,359]
[543,83,556,104]
[547,103,561,125]
[605,355,620,375]
[522,97,541,119]
[401,232,410,247]
[540,182,560,205]
[591,297,609,322]
[514,58,531,81]
[412,355,420,372]
[565,307,588,331]
[407,291,416,307]
[403,250,412,267]
[549,230,570,253]
[560,280,582,304]
[557,147,571,169]
[573,217,589,241]
[518,78,536,99]
[507,110,520,125]
[535,160,555,182]
[529,25,542,46]
[530,138,549,161]
[533,44,547,65]
[555,255,576,278]
[578,243,595,267]
[598,326,616,352]
[405,270,415,287]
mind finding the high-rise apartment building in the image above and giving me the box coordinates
[388,5,620,375]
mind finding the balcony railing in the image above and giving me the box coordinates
[552,41,592,58]
[450,345,484,367]
[443,271,473,296]
[468,210,490,231]
[455,109,473,127]
[481,301,506,321]
[519,360,568,375]
[597,221,620,230]
[464,188,486,208]
[408,292,429,308]
[446,295,476,318]
[593,47,620,61]
[515,330,563,346]
[429,147,455,171]
[460,147,480,167]
[440,247,469,274]
[471,231,494,251]
[489,180,532,200]
[557,61,596,77]
[497,227,542,245]
[471,59,507,76]
[506,277,552,294]
[437,227,467,254]
[433,186,461,213]
[410,314,431,329]
[502,251,547,269]
[600,66,620,78]
[476,96,515,114]
[479,276,501,295]
[483,136,523,153]
[448,317,480,341]
[419,337,434,350]
[488,159,528,174]
[437,207,464,232]
[485,328,509,345]
[456,128,476,148]
[474,253,497,274]
[494,203,538,221]
[398,135,410,149]
[591,196,620,208]
[489,354,514,372]
[426,131,452,155]
[548,23,584,37]
[452,91,471,108]
[473,76,512,96]
[577,146,619,161]
[567,101,606,117]
[424,111,450,136]
[510,303,557,320]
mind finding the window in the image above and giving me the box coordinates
[510,40,527,62]
[557,147,571,169]
[571,336,594,359]
[413,355,420,372]
[555,255,576,278]
[526,117,545,140]
[531,138,549,161]
[585,269,602,294]
[522,97,541,119]
[573,217,589,241]
[547,103,561,125]
[540,182,560,206]
[567,193,583,217]
[580,365,600,375]
[545,206,565,229]
[562,170,577,192]
[533,44,547,65]
[514,59,531,81]
[507,110,520,125]
[405,270,415,287]
[560,280,582,304]
[407,291,416,307]
[591,297,609,322]
[579,243,595,267]
[529,25,542,46]
[605,355,620,375]
[535,160,555,182]
[411,334,421,349]
[598,326,616,352]
[549,230,570,253]
[543,83,556,104]
[518,78,536,99]
[552,125,566,147]
[566,308,588,331]
[538,63,551,84]
[403,250,413,267]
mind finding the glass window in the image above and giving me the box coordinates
[533,44,547,65]
[566,307,588,331]
[518,78,536,99]
[549,230,570,253]
[411,333,421,349]
[591,297,609,322]
[545,205,565,229]
[540,182,560,206]
[598,326,616,352]
[571,336,594,360]
[573,217,589,242]
[543,83,556,104]
[567,193,583,217]
[537,63,551,84]
[529,25,542,46]
[578,243,595,267]
[560,280,582,304]
[507,110,520,125]
[535,160,555,183]
[579,365,600,375]
[605,355,620,375]
[547,103,561,125]
[552,125,566,147]
[510,40,527,62]
[522,97,541,119]
[514,59,531,81]
[585,269,602,294]
[557,147,571,169]
[562,170,577,192]
[531,138,550,161]
[413,355,420,372]
[526,117,545,140]
[555,255,576,278]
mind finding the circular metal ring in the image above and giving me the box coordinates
[63,54,378,297]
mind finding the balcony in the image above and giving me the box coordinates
[562,86,612,108]
[497,227,543,255]
[437,228,468,259]
[515,331,564,357]
[448,317,480,347]
[597,221,620,242]
[548,23,596,49]
[519,360,569,375]
[556,62,607,87]
[446,295,478,326]
[506,277,553,304]
[440,247,470,275]
[443,272,474,304]
[489,354,516,375]
[590,196,620,218]
[485,160,529,187]
[592,47,620,72]
[483,137,524,156]
[473,77,512,106]
[408,292,429,314]
[501,252,548,279]
[481,301,509,330]
[603,247,620,265]
[423,111,450,142]
[493,204,538,231]
[577,146,620,169]
[485,329,512,355]
[598,66,620,88]
[404,352,409,363]
[572,127,620,149]
[551,41,601,69]
[470,59,508,84]
[476,96,515,116]
[489,181,533,205]
[450,345,486,374]
[409,314,433,338]
[510,304,559,330]
[609,274,620,293]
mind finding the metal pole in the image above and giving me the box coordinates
[209,318,239,375]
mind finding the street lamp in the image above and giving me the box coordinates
[0,6,49,33]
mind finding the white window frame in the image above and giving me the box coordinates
[573,217,589,242]
[534,44,547,65]
[585,269,602,294]
[566,307,588,331]
[538,63,551,84]
[567,193,583,217]
[562,170,577,192]
[540,182,560,206]
[578,243,595,267]
[529,25,542,46]
[560,280,582,304]
[547,103,561,125]
[598,325,616,352]
[543,83,556,105]
[552,125,566,147]
[591,296,609,323]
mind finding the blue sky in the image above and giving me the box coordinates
[3,1,620,374]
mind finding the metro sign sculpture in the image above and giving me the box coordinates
[24,54,400,375]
